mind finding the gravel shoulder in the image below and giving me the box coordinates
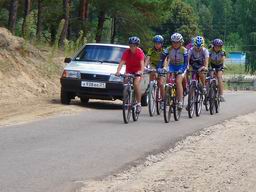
[0,97,85,127]
[81,112,256,192]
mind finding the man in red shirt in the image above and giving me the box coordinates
[116,36,145,111]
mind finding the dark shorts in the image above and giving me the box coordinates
[211,64,224,71]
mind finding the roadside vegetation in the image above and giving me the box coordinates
[0,0,256,74]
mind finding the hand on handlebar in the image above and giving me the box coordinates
[115,71,121,76]
[199,66,208,72]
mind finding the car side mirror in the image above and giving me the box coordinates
[64,58,71,63]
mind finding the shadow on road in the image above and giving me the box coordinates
[50,98,122,110]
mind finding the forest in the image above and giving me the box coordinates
[0,0,256,73]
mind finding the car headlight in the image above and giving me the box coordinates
[109,74,124,82]
[62,70,81,79]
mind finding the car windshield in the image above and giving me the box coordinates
[75,45,127,64]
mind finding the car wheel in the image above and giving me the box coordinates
[61,89,71,105]
[80,97,89,105]
[141,93,149,106]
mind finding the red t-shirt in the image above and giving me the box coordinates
[121,48,145,73]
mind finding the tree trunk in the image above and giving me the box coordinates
[8,0,18,34]
[22,0,32,37]
[95,11,105,43]
[50,24,56,45]
[36,0,44,41]
[79,0,89,22]
[60,0,71,47]
[111,17,116,44]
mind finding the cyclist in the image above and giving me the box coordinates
[159,33,188,109]
[186,37,194,50]
[115,36,145,112]
[209,38,226,102]
[188,36,209,93]
[145,35,165,106]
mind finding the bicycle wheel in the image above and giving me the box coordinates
[209,82,216,115]
[195,87,203,117]
[173,94,183,121]
[187,84,196,118]
[148,82,156,117]
[204,94,209,111]
[156,87,162,115]
[215,86,220,113]
[122,86,132,124]
[132,92,139,121]
[163,86,172,123]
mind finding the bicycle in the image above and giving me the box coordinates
[163,71,184,123]
[146,68,166,117]
[208,68,221,115]
[187,69,207,118]
[121,73,142,124]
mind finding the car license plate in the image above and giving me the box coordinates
[81,81,106,89]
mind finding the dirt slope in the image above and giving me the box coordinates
[0,27,85,126]
[0,27,64,104]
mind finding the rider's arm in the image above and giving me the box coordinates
[157,48,168,69]
[140,60,145,74]
[116,60,125,75]
[187,48,192,66]
[204,49,209,69]
[145,56,151,68]
[184,49,189,68]
[220,51,226,64]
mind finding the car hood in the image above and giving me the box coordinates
[64,61,125,75]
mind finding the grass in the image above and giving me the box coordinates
[224,63,246,75]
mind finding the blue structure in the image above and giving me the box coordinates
[225,51,246,64]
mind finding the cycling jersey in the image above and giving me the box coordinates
[121,48,145,73]
[146,47,163,68]
[159,46,188,73]
[209,48,226,66]
[188,47,209,70]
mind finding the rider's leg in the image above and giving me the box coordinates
[158,76,165,99]
[199,71,206,87]
[134,76,142,103]
[183,71,189,94]
[217,70,224,99]
[150,72,156,81]
[176,75,184,102]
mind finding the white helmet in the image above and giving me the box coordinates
[171,33,184,43]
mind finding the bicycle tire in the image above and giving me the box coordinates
[163,87,172,123]
[209,82,216,115]
[122,86,132,124]
[148,82,156,117]
[173,96,182,121]
[156,87,162,115]
[188,84,196,118]
[195,87,203,117]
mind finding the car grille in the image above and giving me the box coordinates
[80,73,109,81]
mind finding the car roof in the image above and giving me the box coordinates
[86,43,129,49]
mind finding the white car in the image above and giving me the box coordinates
[60,43,149,105]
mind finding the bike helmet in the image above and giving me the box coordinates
[194,36,204,48]
[128,36,140,45]
[153,35,164,44]
[212,38,224,47]
[171,33,184,43]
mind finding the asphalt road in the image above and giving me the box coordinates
[0,92,256,192]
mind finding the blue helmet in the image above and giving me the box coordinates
[194,36,204,48]
[153,35,164,44]
[128,36,140,45]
